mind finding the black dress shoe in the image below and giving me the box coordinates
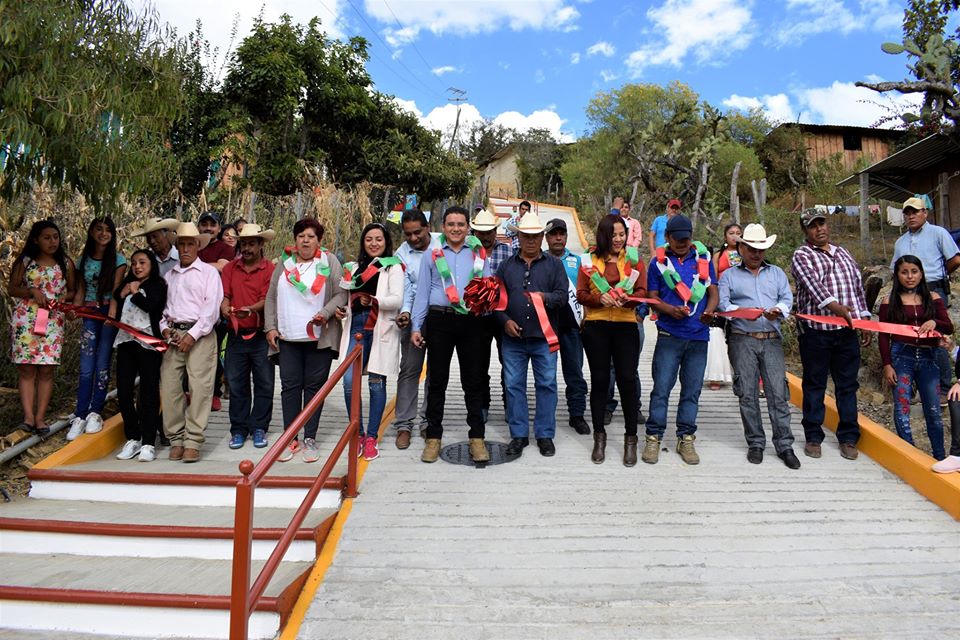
[505,437,529,457]
[778,449,801,469]
[569,416,590,435]
[747,447,763,464]
[537,438,555,457]
[603,410,613,426]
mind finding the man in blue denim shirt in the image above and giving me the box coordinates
[496,212,568,457]
[718,224,800,470]
[643,215,718,466]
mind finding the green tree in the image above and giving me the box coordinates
[514,128,566,201]
[0,0,186,211]
[461,120,515,166]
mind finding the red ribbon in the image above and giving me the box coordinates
[32,307,50,336]
[795,313,943,338]
[717,307,764,320]
[52,302,168,352]
[527,292,560,353]
[463,276,508,315]
[229,309,262,340]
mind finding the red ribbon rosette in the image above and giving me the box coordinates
[463,276,508,315]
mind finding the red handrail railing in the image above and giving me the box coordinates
[229,336,364,640]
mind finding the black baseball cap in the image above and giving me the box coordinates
[546,218,567,232]
[198,211,221,224]
[665,214,693,240]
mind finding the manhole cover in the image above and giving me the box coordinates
[439,440,520,467]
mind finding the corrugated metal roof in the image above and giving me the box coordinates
[837,133,960,200]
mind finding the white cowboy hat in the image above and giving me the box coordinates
[131,217,179,237]
[173,222,211,250]
[470,209,499,231]
[236,223,276,241]
[507,211,552,235]
[738,223,776,250]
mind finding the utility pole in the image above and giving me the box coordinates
[447,87,467,155]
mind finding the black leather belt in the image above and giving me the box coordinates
[429,305,460,315]
[169,321,197,331]
[731,329,780,340]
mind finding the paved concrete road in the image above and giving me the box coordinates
[300,324,960,639]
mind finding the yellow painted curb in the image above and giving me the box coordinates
[34,413,125,469]
[786,373,960,520]
[570,207,589,253]
[279,389,401,638]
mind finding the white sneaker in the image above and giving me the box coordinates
[66,417,85,441]
[84,412,104,434]
[932,455,960,473]
[116,439,141,460]
[138,445,156,462]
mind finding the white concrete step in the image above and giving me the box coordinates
[0,499,336,561]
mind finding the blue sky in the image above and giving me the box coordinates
[145,1,947,142]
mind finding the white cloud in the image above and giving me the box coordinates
[723,93,795,123]
[600,70,619,82]
[570,52,581,64]
[625,0,752,76]
[391,97,423,119]
[493,109,575,142]
[413,101,575,146]
[141,1,346,75]
[775,0,905,46]
[366,0,580,46]
[722,81,923,128]
[586,40,615,57]
[430,65,460,76]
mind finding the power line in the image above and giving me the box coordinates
[342,0,444,99]
[380,0,438,78]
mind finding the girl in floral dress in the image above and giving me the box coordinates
[8,220,76,434]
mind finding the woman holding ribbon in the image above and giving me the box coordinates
[264,218,347,463]
[576,214,646,466]
[705,223,741,391]
[337,223,404,461]
[879,255,953,460]
[8,220,76,435]
[66,217,127,441]
[110,249,168,462]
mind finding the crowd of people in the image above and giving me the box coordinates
[7,197,960,474]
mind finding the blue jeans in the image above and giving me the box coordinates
[645,333,708,438]
[225,331,275,436]
[76,305,118,418]
[501,335,558,439]
[605,311,645,413]
[891,342,946,460]
[797,327,861,445]
[557,327,587,417]
[343,310,387,438]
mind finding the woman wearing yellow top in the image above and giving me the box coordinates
[576,215,646,466]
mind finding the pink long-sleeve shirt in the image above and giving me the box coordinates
[159,259,224,341]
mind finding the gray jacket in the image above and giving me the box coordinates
[264,252,348,356]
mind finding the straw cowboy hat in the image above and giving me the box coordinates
[470,209,499,231]
[173,222,211,250]
[738,223,777,250]
[508,211,553,235]
[131,217,179,237]
[236,223,276,241]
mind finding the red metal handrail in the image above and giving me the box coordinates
[229,336,364,640]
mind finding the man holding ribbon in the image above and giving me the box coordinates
[221,224,276,450]
[411,206,491,464]
[159,222,224,463]
[716,224,799,469]
[546,218,590,435]
[791,209,871,460]
[392,209,440,449]
[643,214,718,466]
[496,212,568,458]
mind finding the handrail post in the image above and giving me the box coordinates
[229,460,256,640]
[345,333,363,499]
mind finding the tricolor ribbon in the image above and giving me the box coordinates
[794,313,943,338]
[340,256,404,290]
[432,235,485,314]
[654,242,712,310]
[281,247,330,296]
[52,301,168,352]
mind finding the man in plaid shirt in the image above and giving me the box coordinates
[791,208,871,461]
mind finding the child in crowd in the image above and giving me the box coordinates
[880,255,953,460]
[66,218,127,440]
[8,221,76,434]
[110,249,168,462]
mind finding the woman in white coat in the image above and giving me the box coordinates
[337,223,404,461]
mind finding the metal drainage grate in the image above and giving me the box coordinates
[439,440,520,467]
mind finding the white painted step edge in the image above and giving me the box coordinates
[0,530,316,562]
[0,600,278,640]
[29,480,342,509]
